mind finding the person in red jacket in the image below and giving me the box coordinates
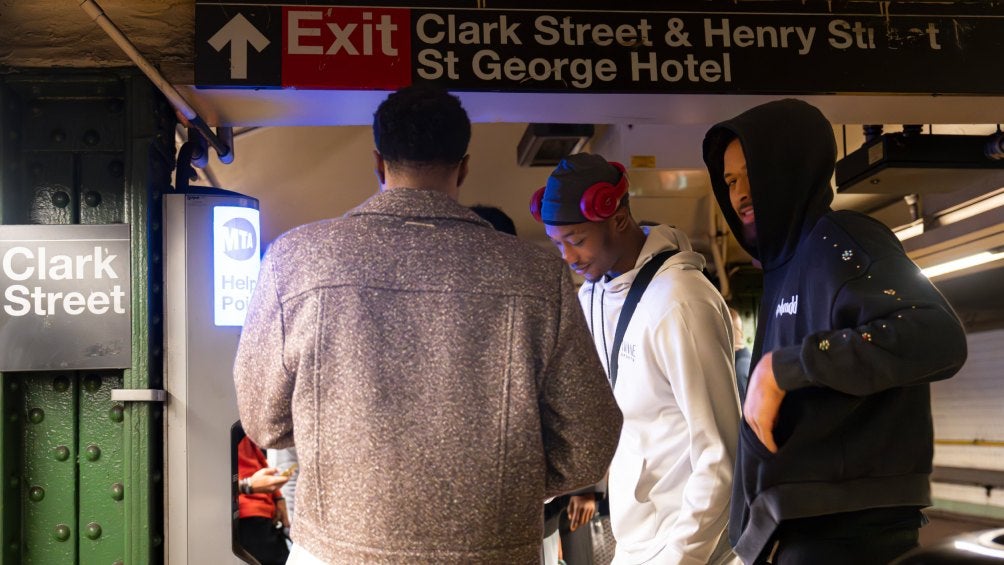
[237,435,290,565]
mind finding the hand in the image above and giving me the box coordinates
[275,497,290,529]
[743,351,786,453]
[248,467,289,494]
[566,493,596,532]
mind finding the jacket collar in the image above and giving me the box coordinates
[348,188,491,228]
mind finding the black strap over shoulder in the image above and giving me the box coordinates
[609,249,678,389]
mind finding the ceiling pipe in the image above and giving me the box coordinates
[79,0,233,164]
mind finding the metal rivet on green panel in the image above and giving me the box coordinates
[23,372,78,564]
[79,371,125,564]
[1,376,25,564]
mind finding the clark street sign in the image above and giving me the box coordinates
[0,224,132,371]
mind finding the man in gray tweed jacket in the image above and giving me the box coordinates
[234,85,622,565]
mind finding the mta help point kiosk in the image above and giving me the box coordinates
[163,189,261,564]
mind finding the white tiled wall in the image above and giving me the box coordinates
[931,328,1004,511]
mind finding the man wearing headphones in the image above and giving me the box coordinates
[532,153,740,565]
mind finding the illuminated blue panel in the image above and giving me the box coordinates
[213,206,261,326]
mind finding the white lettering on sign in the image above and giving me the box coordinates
[828,20,876,50]
[289,10,399,56]
[288,10,324,55]
[416,48,461,80]
[328,12,399,55]
[221,226,254,255]
[471,49,617,89]
[220,274,257,292]
[534,15,654,47]
[2,246,119,281]
[630,52,732,83]
[237,5,968,94]
[704,18,816,55]
[416,13,522,46]
[4,285,127,316]
[1,245,126,317]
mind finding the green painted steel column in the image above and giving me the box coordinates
[122,73,174,565]
[79,371,126,563]
[0,70,175,565]
[22,373,79,564]
[1,375,25,565]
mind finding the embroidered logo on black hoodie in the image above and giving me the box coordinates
[775,294,798,317]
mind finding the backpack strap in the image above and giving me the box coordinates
[609,249,678,389]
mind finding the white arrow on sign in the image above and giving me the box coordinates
[208,13,270,80]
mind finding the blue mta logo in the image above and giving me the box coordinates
[220,218,257,261]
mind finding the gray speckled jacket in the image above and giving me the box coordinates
[234,188,622,565]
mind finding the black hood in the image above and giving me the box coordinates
[703,99,836,271]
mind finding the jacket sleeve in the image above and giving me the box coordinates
[773,252,968,396]
[653,301,740,564]
[233,250,296,449]
[539,267,623,498]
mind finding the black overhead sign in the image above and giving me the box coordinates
[195,1,1004,94]
[0,224,131,371]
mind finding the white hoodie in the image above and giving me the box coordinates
[579,225,740,565]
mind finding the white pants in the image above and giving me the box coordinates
[541,529,561,565]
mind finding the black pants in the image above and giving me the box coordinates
[238,516,290,565]
[760,508,923,565]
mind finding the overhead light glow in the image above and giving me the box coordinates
[937,191,1004,226]
[894,222,924,241]
[921,249,1004,278]
[953,539,1004,560]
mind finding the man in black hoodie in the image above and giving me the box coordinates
[702,99,968,565]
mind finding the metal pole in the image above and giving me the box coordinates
[79,0,233,163]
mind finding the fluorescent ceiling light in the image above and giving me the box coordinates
[921,249,1004,278]
[953,539,1004,560]
[937,190,1004,226]
[627,169,711,197]
[894,222,924,241]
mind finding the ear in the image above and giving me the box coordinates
[456,154,470,187]
[373,150,386,185]
[610,205,632,232]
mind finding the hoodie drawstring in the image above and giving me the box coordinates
[588,281,612,378]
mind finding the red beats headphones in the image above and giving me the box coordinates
[530,161,628,223]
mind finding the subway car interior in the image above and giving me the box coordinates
[1,1,1004,563]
